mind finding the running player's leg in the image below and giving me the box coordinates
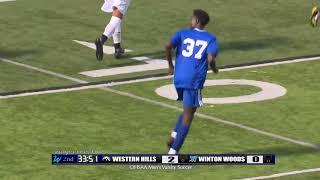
[103,8,123,42]
[95,0,131,60]
[168,107,196,154]
[167,113,183,149]
[95,7,123,60]
[311,6,320,27]
[101,8,123,45]
[168,89,202,154]
[167,88,184,148]
[112,16,125,59]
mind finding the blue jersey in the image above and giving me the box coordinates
[171,28,218,90]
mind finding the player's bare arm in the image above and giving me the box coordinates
[207,54,219,74]
[165,41,174,75]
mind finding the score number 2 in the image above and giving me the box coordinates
[162,155,178,164]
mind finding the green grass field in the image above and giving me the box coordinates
[1,0,320,87]
[1,0,320,179]
[1,60,320,180]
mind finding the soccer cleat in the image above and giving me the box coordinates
[95,37,104,61]
[114,48,125,59]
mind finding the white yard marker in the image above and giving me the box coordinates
[73,40,133,55]
[74,39,171,77]
[80,55,320,78]
[80,59,170,77]
[239,168,320,180]
[0,0,15,2]
[131,56,151,61]
[75,37,320,78]
[0,56,319,150]
[83,56,320,83]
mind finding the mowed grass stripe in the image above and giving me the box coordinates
[0,57,318,149]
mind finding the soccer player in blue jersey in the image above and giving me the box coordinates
[165,9,219,154]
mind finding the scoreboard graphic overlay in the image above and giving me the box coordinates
[52,154,275,165]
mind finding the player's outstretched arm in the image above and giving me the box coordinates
[208,54,219,74]
[165,41,174,75]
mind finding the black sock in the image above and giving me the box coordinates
[114,43,121,50]
[100,34,108,44]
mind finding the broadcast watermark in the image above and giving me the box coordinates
[128,165,193,170]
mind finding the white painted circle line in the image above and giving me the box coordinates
[238,167,320,180]
[155,79,287,104]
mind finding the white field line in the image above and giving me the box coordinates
[0,0,15,2]
[81,55,320,78]
[0,58,86,83]
[238,168,320,180]
[102,87,320,150]
[80,59,169,77]
[222,56,320,72]
[0,84,108,99]
[83,56,320,86]
[1,56,319,93]
[0,57,319,150]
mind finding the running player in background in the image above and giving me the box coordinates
[165,9,219,155]
[95,0,132,61]
[311,5,319,27]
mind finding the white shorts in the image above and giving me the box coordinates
[101,0,131,15]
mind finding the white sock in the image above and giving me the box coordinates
[103,16,122,38]
[171,131,177,139]
[168,148,177,155]
[113,22,122,44]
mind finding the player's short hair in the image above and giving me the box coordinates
[193,9,210,26]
